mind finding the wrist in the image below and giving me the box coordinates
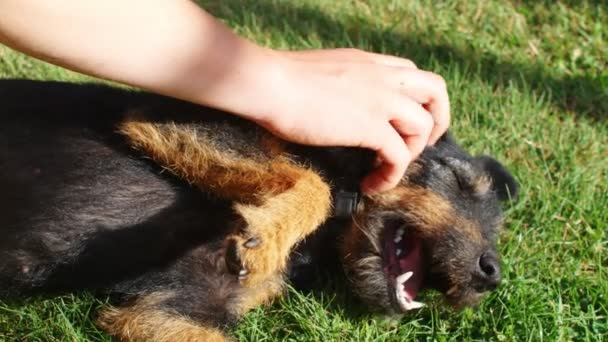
[187,38,289,125]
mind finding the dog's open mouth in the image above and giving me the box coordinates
[383,224,426,312]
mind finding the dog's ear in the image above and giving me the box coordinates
[473,155,519,202]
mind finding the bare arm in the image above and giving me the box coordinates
[0,0,274,112]
[0,0,450,193]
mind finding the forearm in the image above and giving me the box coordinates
[0,0,280,121]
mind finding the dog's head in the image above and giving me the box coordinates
[339,134,518,314]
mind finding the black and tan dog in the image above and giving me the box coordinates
[0,79,518,341]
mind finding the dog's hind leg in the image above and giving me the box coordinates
[97,292,231,342]
[120,120,332,287]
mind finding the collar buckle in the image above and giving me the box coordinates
[332,191,361,218]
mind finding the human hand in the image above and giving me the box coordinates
[0,0,448,194]
[255,48,450,193]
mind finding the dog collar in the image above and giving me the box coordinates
[332,190,361,218]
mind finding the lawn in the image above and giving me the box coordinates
[1,0,606,341]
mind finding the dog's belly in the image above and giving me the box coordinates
[0,117,232,296]
[1,120,171,232]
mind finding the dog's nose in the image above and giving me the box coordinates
[473,252,501,292]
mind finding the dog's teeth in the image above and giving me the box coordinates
[396,271,413,284]
[396,294,425,311]
[394,228,404,243]
[396,294,405,306]
[395,285,404,302]
[446,285,458,296]
[397,227,405,237]
[396,248,402,256]
[407,300,425,310]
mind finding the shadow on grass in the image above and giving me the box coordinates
[204,0,606,121]
[513,0,608,9]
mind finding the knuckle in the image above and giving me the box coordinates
[430,72,448,90]
[432,73,448,92]
[404,59,418,69]
[344,47,364,55]
[437,118,450,130]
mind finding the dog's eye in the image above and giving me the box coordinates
[450,167,467,190]
[439,157,489,196]
[440,158,472,191]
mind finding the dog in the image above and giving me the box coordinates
[0,79,518,341]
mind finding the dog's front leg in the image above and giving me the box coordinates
[120,120,332,287]
[224,166,331,287]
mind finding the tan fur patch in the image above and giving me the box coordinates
[119,120,301,204]
[97,293,229,342]
[366,185,481,242]
[260,135,287,156]
[235,276,285,314]
[472,175,493,195]
[401,159,424,182]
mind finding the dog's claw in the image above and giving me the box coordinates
[238,269,249,280]
[244,237,261,249]
[225,240,243,275]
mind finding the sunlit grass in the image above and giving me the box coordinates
[1,0,606,340]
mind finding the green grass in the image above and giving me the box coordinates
[1,0,606,340]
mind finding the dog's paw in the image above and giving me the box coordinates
[224,226,287,287]
[225,235,260,280]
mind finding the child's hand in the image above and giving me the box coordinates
[254,48,450,193]
[0,1,450,193]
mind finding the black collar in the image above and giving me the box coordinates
[332,190,361,218]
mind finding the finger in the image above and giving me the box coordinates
[360,123,411,194]
[389,102,434,161]
[394,69,450,144]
